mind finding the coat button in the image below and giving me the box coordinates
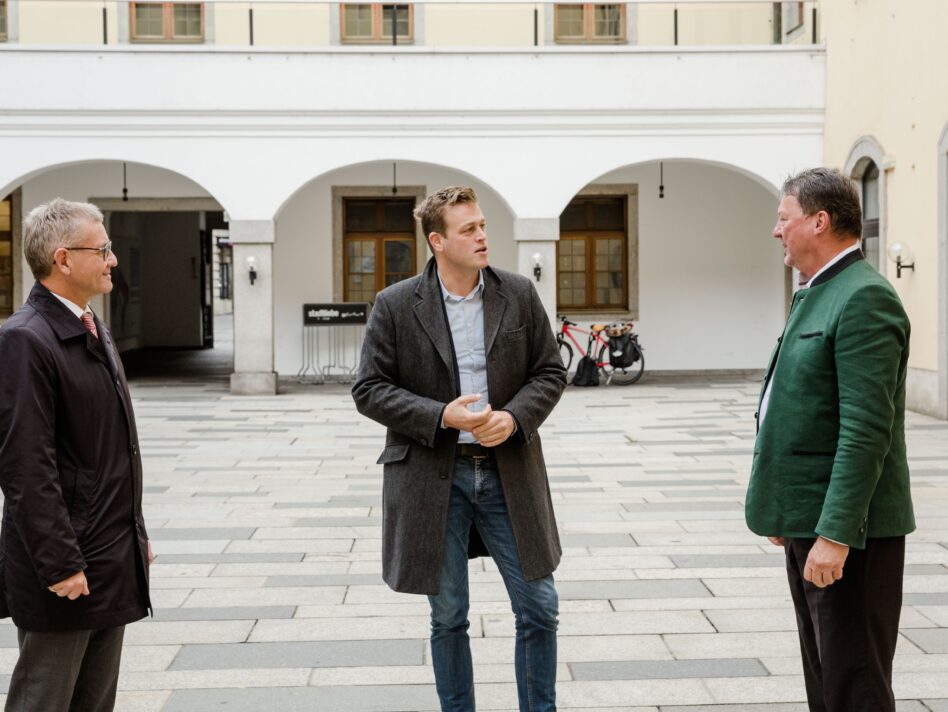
[420,438,427,446]
[439,473,448,480]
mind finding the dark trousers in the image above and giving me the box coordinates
[5,625,125,712]
[785,537,904,712]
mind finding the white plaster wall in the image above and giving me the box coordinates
[272,161,516,376]
[594,160,784,371]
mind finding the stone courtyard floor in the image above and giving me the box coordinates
[2,374,947,711]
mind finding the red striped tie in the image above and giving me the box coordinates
[80,312,99,340]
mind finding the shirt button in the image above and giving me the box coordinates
[439,474,448,480]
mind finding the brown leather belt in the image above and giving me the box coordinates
[456,443,492,458]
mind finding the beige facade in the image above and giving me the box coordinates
[3,1,811,48]
[822,0,948,417]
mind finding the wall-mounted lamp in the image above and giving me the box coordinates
[532,253,543,282]
[886,242,915,279]
[246,256,258,285]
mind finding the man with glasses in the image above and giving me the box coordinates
[0,198,153,711]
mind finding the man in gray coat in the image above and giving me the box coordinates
[352,186,566,712]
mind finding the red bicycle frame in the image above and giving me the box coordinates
[558,321,610,366]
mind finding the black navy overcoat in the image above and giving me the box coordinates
[0,283,151,631]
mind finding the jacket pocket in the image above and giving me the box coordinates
[791,449,836,457]
[376,444,410,465]
[504,325,526,341]
[799,331,824,339]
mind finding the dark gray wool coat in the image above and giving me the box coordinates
[0,283,151,631]
[352,259,567,595]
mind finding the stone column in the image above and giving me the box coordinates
[514,218,559,329]
[229,220,277,395]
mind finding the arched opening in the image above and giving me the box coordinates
[2,160,234,382]
[272,160,516,378]
[557,159,785,373]
[844,137,888,274]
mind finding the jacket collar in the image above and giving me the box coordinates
[808,248,864,288]
[27,282,89,342]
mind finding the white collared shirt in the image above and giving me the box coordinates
[51,292,93,320]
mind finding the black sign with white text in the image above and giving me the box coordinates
[303,303,370,326]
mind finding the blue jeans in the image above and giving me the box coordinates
[428,455,558,712]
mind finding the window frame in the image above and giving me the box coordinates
[0,194,13,319]
[342,197,418,302]
[784,1,805,34]
[557,195,629,312]
[130,2,205,43]
[0,0,7,42]
[340,3,414,44]
[554,3,627,44]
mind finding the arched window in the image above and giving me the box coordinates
[861,160,880,270]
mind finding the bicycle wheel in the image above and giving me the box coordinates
[598,341,644,385]
[558,339,574,371]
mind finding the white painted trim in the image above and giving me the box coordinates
[4,0,19,42]
[844,135,888,274]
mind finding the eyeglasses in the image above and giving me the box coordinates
[64,241,112,261]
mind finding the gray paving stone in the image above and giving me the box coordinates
[155,553,304,564]
[264,574,382,587]
[658,705,808,712]
[291,517,381,527]
[922,701,948,711]
[670,554,782,568]
[168,640,424,670]
[561,534,639,548]
[618,479,739,488]
[904,593,948,605]
[0,627,16,648]
[623,502,744,512]
[902,629,948,653]
[570,658,768,680]
[163,684,440,712]
[151,606,296,621]
[149,527,257,540]
[557,580,711,600]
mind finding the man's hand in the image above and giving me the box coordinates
[47,571,90,600]
[804,536,849,589]
[147,540,155,565]
[443,394,492,433]
[472,410,516,448]
[767,536,785,547]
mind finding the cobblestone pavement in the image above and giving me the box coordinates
[2,374,947,711]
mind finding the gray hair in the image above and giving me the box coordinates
[23,198,104,279]
[781,168,862,239]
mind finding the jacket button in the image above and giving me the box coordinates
[777,336,782,343]
[439,474,448,480]
[754,411,759,419]
[420,438,427,446]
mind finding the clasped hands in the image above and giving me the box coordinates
[443,394,514,447]
[768,535,849,589]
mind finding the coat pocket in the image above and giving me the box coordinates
[66,468,97,539]
[376,444,410,465]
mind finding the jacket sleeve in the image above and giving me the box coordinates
[815,284,909,545]
[0,327,87,586]
[351,292,446,448]
[499,281,568,441]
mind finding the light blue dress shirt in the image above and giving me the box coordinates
[439,271,489,444]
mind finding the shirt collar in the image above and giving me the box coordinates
[438,270,484,302]
[804,242,862,288]
[50,292,92,319]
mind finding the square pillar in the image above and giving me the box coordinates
[229,220,277,395]
[515,218,559,329]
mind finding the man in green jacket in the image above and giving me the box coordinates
[746,168,914,711]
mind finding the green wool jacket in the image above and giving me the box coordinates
[745,253,915,548]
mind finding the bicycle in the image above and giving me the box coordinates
[556,316,645,386]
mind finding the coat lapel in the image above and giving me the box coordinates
[412,261,456,378]
[482,268,508,356]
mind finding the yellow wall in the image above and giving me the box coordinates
[18,1,103,44]
[252,3,330,46]
[424,4,535,47]
[822,0,948,371]
[636,3,776,46]
[213,2,251,45]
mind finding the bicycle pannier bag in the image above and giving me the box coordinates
[608,334,637,369]
[572,355,600,387]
